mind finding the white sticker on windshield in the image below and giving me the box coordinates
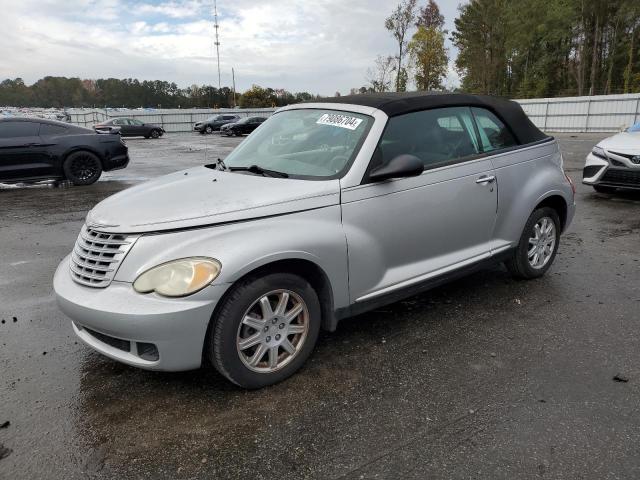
[316,113,363,130]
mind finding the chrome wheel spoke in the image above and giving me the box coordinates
[274,292,289,315]
[268,346,279,369]
[259,296,273,318]
[285,303,303,322]
[281,339,296,355]
[238,333,261,351]
[242,315,266,331]
[249,343,267,367]
[288,324,305,334]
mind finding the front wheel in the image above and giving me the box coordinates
[209,273,321,389]
[505,207,560,279]
[150,129,161,139]
[63,151,102,186]
[205,126,213,134]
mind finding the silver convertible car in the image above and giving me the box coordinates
[54,93,576,388]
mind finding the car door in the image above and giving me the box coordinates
[113,119,132,136]
[0,120,48,181]
[341,106,498,303]
[129,119,147,136]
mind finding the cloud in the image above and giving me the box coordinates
[0,0,461,95]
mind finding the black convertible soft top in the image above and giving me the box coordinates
[315,92,548,145]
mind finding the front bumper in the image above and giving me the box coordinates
[53,256,229,371]
[582,152,640,189]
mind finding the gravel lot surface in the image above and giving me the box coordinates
[1,132,639,479]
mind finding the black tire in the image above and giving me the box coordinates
[62,151,102,186]
[150,129,161,139]
[209,272,321,389]
[505,207,561,280]
[199,130,205,135]
[205,125,213,134]
[593,185,616,194]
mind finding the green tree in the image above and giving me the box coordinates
[408,25,448,91]
[385,0,418,92]
[239,85,277,108]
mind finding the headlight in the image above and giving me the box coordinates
[133,257,221,297]
[592,146,607,159]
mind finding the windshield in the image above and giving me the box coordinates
[222,109,373,178]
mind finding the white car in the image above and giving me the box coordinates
[583,124,640,193]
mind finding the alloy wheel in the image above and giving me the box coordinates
[236,289,309,373]
[69,154,98,181]
[527,216,556,269]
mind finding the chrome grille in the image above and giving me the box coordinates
[69,225,139,287]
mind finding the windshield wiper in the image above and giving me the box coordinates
[228,164,289,178]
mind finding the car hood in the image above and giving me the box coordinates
[86,166,341,234]
[599,132,640,154]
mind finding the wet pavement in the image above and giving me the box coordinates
[1,133,639,479]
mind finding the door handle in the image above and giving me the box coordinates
[476,175,496,184]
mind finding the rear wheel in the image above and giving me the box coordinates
[505,207,560,279]
[593,185,616,194]
[209,273,321,389]
[63,151,102,186]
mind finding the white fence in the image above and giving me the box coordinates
[66,93,640,133]
[515,93,640,133]
[67,107,277,133]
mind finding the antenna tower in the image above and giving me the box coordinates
[214,0,221,91]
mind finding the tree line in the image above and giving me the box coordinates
[365,0,640,98]
[0,77,320,109]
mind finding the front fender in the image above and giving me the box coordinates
[114,206,350,309]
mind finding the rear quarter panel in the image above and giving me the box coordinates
[60,134,126,169]
[490,140,574,249]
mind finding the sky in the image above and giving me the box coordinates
[0,0,463,96]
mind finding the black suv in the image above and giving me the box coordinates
[194,115,240,134]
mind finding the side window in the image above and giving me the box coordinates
[39,124,67,136]
[471,108,517,152]
[377,107,480,171]
[113,119,126,125]
[131,119,144,125]
[0,121,40,138]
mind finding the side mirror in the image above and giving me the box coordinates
[369,154,424,182]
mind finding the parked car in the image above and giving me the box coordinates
[94,118,165,139]
[582,127,640,193]
[0,117,129,185]
[194,114,240,134]
[221,116,267,136]
[53,93,575,388]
